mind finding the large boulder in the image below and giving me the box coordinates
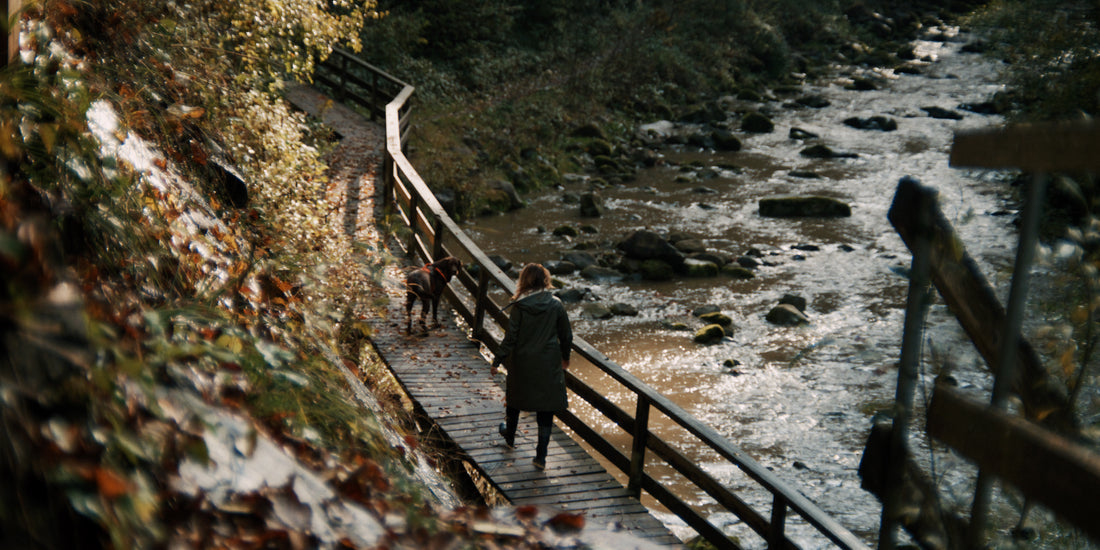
[759,195,852,218]
[582,303,614,320]
[544,260,576,276]
[618,230,685,266]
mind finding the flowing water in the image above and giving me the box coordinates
[466,30,1027,547]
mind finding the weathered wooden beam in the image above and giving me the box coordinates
[949,121,1100,172]
[859,418,968,550]
[888,178,1076,433]
[927,384,1100,542]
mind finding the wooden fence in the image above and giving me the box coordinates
[869,123,1100,549]
[316,48,870,550]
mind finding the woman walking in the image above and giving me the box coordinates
[491,263,573,470]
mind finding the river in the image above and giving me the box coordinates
[465,27,1030,548]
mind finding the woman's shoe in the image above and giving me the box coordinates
[498,423,514,449]
[532,457,546,470]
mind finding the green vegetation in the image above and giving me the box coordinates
[357,0,984,218]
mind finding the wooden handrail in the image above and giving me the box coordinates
[320,48,870,550]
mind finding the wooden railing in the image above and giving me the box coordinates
[318,48,870,550]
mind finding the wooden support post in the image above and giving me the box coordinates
[382,154,394,214]
[880,177,935,550]
[768,494,788,550]
[431,217,444,261]
[473,268,489,342]
[626,394,650,499]
[407,195,419,258]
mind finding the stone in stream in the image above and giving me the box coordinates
[758,195,852,218]
[766,303,810,326]
[799,144,858,159]
[842,116,898,131]
[741,111,775,133]
[921,106,964,120]
[562,251,598,270]
[579,192,604,217]
[617,230,685,267]
[693,324,726,345]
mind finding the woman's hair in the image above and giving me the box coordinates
[512,263,552,301]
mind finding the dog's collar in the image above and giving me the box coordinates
[423,263,448,280]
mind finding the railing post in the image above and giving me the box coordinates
[768,494,788,549]
[382,153,394,214]
[407,194,420,258]
[431,217,445,261]
[627,394,651,499]
[473,268,490,342]
[336,51,347,102]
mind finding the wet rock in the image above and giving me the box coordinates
[663,321,692,331]
[617,230,685,266]
[789,127,819,140]
[579,192,604,218]
[693,324,726,345]
[585,139,614,157]
[759,195,852,218]
[792,243,821,252]
[561,192,580,204]
[766,304,810,326]
[799,144,858,159]
[921,106,963,120]
[683,258,719,277]
[489,254,513,272]
[692,305,721,317]
[610,303,640,316]
[779,294,807,313]
[640,259,675,281]
[796,95,830,108]
[553,225,579,238]
[894,63,923,75]
[735,256,760,268]
[1049,174,1090,221]
[723,265,756,279]
[580,266,624,282]
[741,112,775,133]
[712,129,742,152]
[562,251,598,270]
[555,288,589,303]
[959,101,1000,115]
[675,239,707,254]
[582,303,614,320]
[699,311,733,331]
[688,252,729,266]
[843,116,898,131]
[692,186,718,195]
[544,260,576,276]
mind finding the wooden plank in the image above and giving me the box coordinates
[950,121,1100,171]
[927,385,1100,541]
[888,177,1076,433]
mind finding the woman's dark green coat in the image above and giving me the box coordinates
[493,290,573,412]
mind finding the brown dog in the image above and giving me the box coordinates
[405,256,462,333]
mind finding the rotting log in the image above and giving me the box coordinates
[927,384,1100,543]
[887,177,1076,433]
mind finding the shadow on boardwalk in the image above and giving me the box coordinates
[284,83,681,547]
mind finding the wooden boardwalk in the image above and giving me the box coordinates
[365,271,682,546]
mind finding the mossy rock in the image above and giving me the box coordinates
[741,112,775,133]
[722,265,756,279]
[693,324,726,345]
[683,258,719,277]
[582,303,613,320]
[585,138,614,156]
[553,225,579,238]
[640,259,675,281]
[699,311,733,329]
